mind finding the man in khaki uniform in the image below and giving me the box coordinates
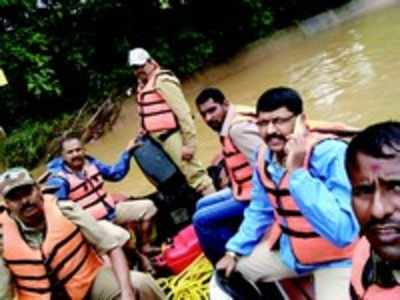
[0,167,165,300]
[128,48,214,196]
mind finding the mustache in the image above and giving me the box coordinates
[265,133,286,143]
[21,203,35,213]
[208,120,222,130]
[362,217,399,235]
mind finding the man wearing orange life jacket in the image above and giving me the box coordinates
[345,121,400,299]
[46,136,158,256]
[128,48,215,196]
[216,87,359,300]
[0,167,165,300]
[193,88,263,264]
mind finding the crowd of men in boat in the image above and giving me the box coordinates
[0,48,399,299]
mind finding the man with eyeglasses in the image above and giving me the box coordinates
[345,122,400,298]
[0,167,165,300]
[216,87,359,299]
[128,48,215,196]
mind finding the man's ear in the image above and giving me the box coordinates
[299,112,306,123]
[223,99,230,109]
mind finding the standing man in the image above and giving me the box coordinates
[128,47,214,196]
[217,87,359,300]
[0,167,165,300]
[346,121,400,298]
[193,87,263,263]
[46,136,158,255]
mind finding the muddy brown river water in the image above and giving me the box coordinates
[70,3,400,196]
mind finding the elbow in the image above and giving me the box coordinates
[333,227,359,248]
[335,237,354,248]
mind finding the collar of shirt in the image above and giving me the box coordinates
[364,251,400,287]
[264,148,287,184]
[61,157,94,177]
[373,252,400,285]
[220,104,237,137]
[11,214,44,249]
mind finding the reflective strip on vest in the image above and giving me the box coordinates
[57,163,115,220]
[257,133,355,265]
[1,195,102,300]
[137,69,179,133]
[221,108,256,201]
[221,136,253,201]
[351,238,400,299]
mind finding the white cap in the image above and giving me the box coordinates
[128,48,151,66]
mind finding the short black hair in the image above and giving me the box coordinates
[345,121,400,176]
[256,87,303,115]
[60,133,81,151]
[195,87,226,106]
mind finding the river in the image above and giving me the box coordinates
[84,1,400,196]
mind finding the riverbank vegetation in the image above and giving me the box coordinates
[0,0,350,169]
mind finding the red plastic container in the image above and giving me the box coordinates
[155,225,203,274]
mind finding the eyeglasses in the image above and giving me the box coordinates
[256,114,295,128]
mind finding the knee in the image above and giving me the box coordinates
[129,271,165,299]
[143,200,158,221]
[236,260,259,283]
[195,196,208,211]
[192,209,208,229]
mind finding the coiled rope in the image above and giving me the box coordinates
[157,255,213,300]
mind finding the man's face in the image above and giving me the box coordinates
[197,99,228,132]
[133,61,154,82]
[350,148,400,262]
[5,184,44,227]
[62,138,85,171]
[256,107,296,155]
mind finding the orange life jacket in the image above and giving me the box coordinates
[55,163,115,220]
[220,106,256,201]
[136,68,179,133]
[0,195,102,300]
[257,128,356,264]
[351,237,400,299]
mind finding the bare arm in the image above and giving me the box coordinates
[108,247,137,300]
[59,201,136,299]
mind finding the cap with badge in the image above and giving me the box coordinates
[0,167,35,198]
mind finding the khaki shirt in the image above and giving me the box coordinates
[0,201,130,300]
[155,73,197,150]
[220,104,263,163]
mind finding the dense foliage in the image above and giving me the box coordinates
[0,0,350,169]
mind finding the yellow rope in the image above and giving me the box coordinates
[157,254,213,300]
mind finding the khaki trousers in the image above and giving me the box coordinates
[236,241,352,300]
[90,266,166,300]
[114,199,157,224]
[151,131,215,194]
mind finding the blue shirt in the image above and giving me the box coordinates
[46,151,131,201]
[226,139,359,274]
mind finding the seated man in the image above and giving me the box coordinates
[0,167,165,300]
[345,121,400,298]
[46,135,158,255]
[217,87,359,300]
[193,88,263,264]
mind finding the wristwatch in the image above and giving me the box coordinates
[226,251,239,261]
